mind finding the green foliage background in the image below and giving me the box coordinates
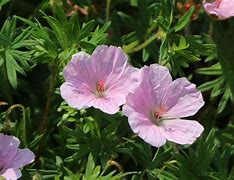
[0,0,234,179]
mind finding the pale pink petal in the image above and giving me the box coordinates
[203,0,234,20]
[123,81,154,117]
[123,65,172,116]
[91,45,128,81]
[160,119,204,145]
[92,97,120,114]
[60,83,95,109]
[105,66,138,105]
[63,52,96,89]
[123,106,166,147]
[149,64,172,100]
[143,64,172,107]
[163,78,204,118]
[1,169,21,180]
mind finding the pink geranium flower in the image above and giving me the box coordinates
[203,0,234,20]
[123,64,204,147]
[0,134,35,180]
[60,45,135,114]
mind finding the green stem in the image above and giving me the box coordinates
[5,104,27,145]
[125,33,160,54]
[152,147,160,162]
[106,0,111,22]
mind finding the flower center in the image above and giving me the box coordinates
[95,80,105,97]
[151,106,167,126]
[96,80,105,92]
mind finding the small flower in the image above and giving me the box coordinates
[0,134,35,180]
[123,64,204,147]
[60,45,135,114]
[203,0,234,20]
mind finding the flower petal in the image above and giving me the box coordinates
[160,119,204,145]
[123,65,172,116]
[91,97,120,114]
[60,83,95,109]
[105,66,137,105]
[123,106,166,147]
[8,148,35,169]
[163,77,204,118]
[91,45,128,81]
[63,52,96,89]
[203,0,234,20]
[1,168,22,180]
[0,134,20,165]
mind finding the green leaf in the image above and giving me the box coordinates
[218,88,231,113]
[198,77,223,92]
[78,20,95,41]
[143,48,150,62]
[196,63,222,75]
[174,6,194,32]
[85,154,96,178]
[5,52,17,88]
[12,26,32,45]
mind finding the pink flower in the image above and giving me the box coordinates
[60,45,135,114]
[0,134,35,180]
[123,64,204,147]
[203,0,234,20]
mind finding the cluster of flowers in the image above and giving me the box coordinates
[61,45,205,148]
[203,0,234,20]
[0,134,34,180]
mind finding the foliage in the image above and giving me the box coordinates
[0,0,234,179]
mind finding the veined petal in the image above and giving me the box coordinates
[92,97,120,114]
[7,149,35,169]
[163,77,204,118]
[160,119,204,145]
[63,52,96,89]
[123,107,166,147]
[149,64,172,95]
[91,45,128,81]
[60,83,95,109]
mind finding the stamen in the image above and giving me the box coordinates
[151,106,167,125]
[96,80,105,92]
